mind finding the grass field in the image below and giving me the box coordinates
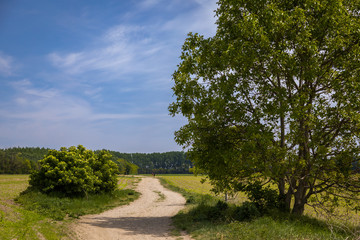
[158,175,248,204]
[0,174,140,240]
[0,174,69,240]
[159,175,360,240]
[118,175,141,190]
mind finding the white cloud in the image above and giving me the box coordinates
[0,52,14,76]
[47,0,217,82]
[48,24,163,77]
[0,79,182,152]
[138,0,161,9]
[161,0,217,37]
[4,79,163,123]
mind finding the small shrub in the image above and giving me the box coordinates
[207,200,229,221]
[238,181,279,212]
[234,201,261,221]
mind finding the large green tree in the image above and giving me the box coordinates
[169,0,360,214]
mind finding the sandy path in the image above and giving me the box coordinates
[73,177,191,240]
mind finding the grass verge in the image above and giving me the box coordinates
[159,176,358,240]
[0,174,140,240]
[15,187,139,220]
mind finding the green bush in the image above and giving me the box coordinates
[238,181,279,213]
[234,201,261,221]
[29,145,119,197]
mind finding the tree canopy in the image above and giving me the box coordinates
[169,0,360,214]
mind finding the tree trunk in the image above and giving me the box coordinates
[292,201,305,215]
[278,179,291,212]
[292,180,307,215]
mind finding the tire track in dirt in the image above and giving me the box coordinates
[73,177,191,240]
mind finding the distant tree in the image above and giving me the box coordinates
[0,150,33,174]
[169,0,360,214]
[115,158,139,175]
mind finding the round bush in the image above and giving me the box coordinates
[29,145,119,197]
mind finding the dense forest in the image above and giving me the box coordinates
[0,147,47,174]
[0,147,192,174]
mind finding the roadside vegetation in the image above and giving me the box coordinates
[0,174,140,240]
[159,175,360,240]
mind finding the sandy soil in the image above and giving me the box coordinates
[73,177,191,240]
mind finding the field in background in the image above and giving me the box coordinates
[160,175,360,222]
[0,174,139,240]
[158,174,248,203]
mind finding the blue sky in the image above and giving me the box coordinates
[0,0,217,153]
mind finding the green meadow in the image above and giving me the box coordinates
[0,174,140,240]
[1,174,359,239]
[159,175,360,240]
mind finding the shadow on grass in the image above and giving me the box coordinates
[159,177,358,240]
[173,203,357,240]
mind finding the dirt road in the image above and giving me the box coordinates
[73,177,191,240]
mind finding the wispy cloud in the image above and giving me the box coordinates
[48,24,163,77]
[1,79,180,151]
[0,0,217,151]
[0,52,14,76]
[138,0,161,9]
[47,0,217,81]
[161,0,217,37]
[5,79,162,122]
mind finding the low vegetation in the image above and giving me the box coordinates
[0,174,140,240]
[159,175,360,240]
[16,187,139,221]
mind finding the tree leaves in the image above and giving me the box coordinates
[29,145,119,197]
[170,0,360,214]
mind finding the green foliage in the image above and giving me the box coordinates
[234,201,261,221]
[108,151,192,174]
[0,149,37,174]
[163,175,354,240]
[1,147,191,175]
[170,0,360,215]
[115,158,139,175]
[237,181,279,213]
[29,145,119,196]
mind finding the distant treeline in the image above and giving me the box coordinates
[0,147,193,174]
[0,147,47,174]
[106,151,193,174]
